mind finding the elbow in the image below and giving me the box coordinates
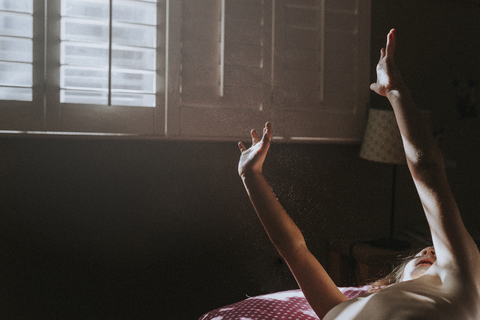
[273,236,307,260]
[404,140,444,171]
[407,149,446,182]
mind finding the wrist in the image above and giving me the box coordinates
[385,82,408,100]
[240,170,263,181]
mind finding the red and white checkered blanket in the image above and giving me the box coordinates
[199,286,371,320]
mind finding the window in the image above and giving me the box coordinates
[0,0,33,102]
[60,0,157,107]
[0,0,371,142]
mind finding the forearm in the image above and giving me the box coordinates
[388,85,478,268]
[386,84,441,168]
[371,29,480,274]
[241,172,306,257]
[242,173,348,319]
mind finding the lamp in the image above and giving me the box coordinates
[360,108,410,251]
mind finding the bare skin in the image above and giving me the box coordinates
[238,29,480,320]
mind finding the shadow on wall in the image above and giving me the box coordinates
[0,136,391,319]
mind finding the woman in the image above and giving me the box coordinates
[237,29,480,320]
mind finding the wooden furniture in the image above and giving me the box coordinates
[328,238,423,287]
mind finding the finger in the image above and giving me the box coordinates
[386,29,396,58]
[251,129,260,144]
[263,122,272,142]
[238,141,246,152]
[380,48,385,61]
[370,83,378,92]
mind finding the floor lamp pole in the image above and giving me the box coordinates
[366,163,410,251]
[390,164,397,239]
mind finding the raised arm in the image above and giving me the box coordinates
[371,29,480,277]
[238,123,347,319]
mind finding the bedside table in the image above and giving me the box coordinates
[328,238,423,287]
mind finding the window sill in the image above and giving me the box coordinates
[0,130,361,144]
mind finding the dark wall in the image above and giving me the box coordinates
[0,136,391,319]
[1,1,480,319]
[370,0,480,231]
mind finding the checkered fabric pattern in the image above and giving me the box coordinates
[199,286,371,320]
[360,109,406,165]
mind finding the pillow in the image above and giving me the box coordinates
[199,286,371,320]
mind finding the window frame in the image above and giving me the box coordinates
[171,0,372,143]
[45,0,166,135]
[0,0,371,143]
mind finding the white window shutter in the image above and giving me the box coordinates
[0,0,167,136]
[0,0,45,131]
[46,0,165,134]
[175,0,272,138]
[179,0,222,107]
[176,0,370,141]
[0,1,34,102]
[274,0,371,142]
[0,0,370,140]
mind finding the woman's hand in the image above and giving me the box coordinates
[370,29,404,97]
[238,122,272,178]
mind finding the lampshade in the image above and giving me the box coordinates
[360,109,406,165]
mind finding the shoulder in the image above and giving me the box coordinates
[434,234,480,283]
[436,252,480,303]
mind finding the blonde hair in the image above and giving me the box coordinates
[367,251,419,293]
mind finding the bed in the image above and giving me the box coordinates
[199,286,371,320]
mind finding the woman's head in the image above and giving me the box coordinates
[401,246,436,282]
[369,246,436,290]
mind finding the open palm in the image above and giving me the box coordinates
[370,29,403,97]
[238,122,272,177]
